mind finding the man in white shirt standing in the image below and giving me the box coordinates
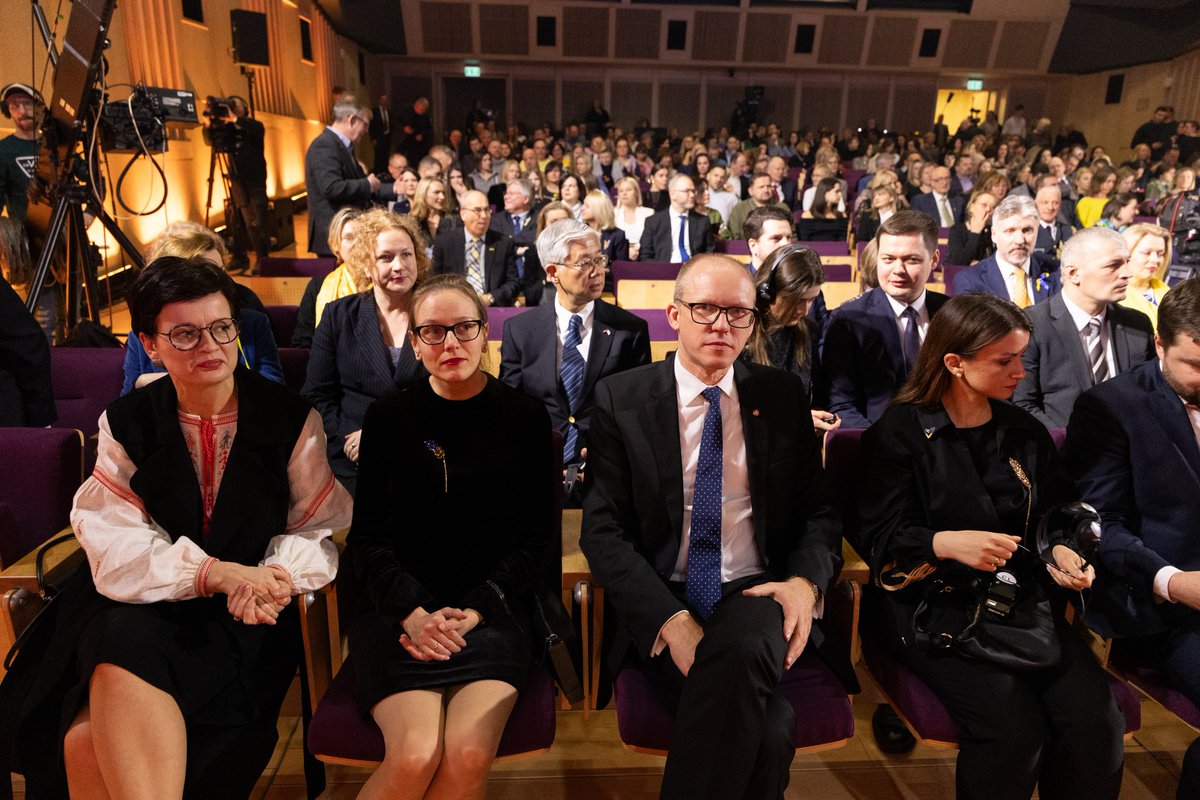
[1064,277,1200,800]
[582,254,843,800]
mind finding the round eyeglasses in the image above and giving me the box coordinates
[413,319,485,345]
[154,318,240,350]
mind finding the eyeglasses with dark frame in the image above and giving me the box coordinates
[413,319,485,345]
[677,301,757,329]
[556,255,609,274]
[154,318,240,351]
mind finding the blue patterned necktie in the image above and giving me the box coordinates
[677,214,690,262]
[901,305,921,374]
[686,386,723,619]
[561,314,585,462]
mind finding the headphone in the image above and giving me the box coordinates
[0,83,43,119]
[755,242,811,311]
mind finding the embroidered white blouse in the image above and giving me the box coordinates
[71,407,352,603]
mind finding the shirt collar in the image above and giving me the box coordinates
[554,296,595,334]
[994,251,1031,276]
[674,355,736,407]
[464,229,484,246]
[1061,291,1107,331]
[884,289,928,319]
[327,125,352,149]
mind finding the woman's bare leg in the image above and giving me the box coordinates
[358,688,446,800]
[64,705,111,800]
[86,663,186,800]
[425,680,518,800]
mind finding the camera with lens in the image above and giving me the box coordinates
[202,96,241,153]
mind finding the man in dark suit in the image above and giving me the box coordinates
[367,94,392,173]
[1013,227,1156,428]
[489,177,542,303]
[500,219,650,479]
[953,195,1061,304]
[909,166,965,227]
[766,156,798,210]
[1064,278,1200,799]
[0,273,55,427]
[822,211,949,429]
[639,174,714,262]
[304,95,384,257]
[581,254,841,800]
[396,96,432,166]
[1033,183,1074,257]
[432,190,521,306]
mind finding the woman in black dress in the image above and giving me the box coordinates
[348,273,554,799]
[857,293,1124,800]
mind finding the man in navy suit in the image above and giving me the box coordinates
[1064,278,1200,799]
[500,219,650,477]
[640,174,715,262]
[822,211,949,428]
[953,195,1061,304]
[431,190,521,306]
[489,178,541,302]
[1013,227,1155,428]
[909,166,964,227]
[1033,184,1074,257]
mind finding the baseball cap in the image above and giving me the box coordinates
[1,83,42,105]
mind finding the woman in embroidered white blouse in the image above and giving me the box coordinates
[52,256,353,799]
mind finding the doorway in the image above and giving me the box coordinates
[933,88,999,134]
[442,77,506,137]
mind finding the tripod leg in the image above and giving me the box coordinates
[24,196,70,314]
[71,206,102,323]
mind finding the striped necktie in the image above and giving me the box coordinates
[1084,317,1108,384]
[466,239,485,293]
[560,314,585,462]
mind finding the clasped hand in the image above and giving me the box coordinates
[208,561,296,625]
[400,607,482,661]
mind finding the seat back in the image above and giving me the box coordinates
[941,264,968,295]
[265,305,299,348]
[714,240,751,255]
[0,428,84,568]
[258,257,337,279]
[611,261,679,301]
[823,428,865,555]
[277,348,310,394]
[50,347,125,474]
[232,276,312,306]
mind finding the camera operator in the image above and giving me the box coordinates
[221,96,269,269]
[0,83,41,222]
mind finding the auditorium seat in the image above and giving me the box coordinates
[0,428,83,568]
[50,346,126,474]
[277,348,310,394]
[611,261,679,302]
[801,240,851,258]
[1108,639,1200,729]
[616,280,675,310]
[233,276,311,306]
[628,308,678,362]
[258,257,337,279]
[715,240,751,256]
[942,264,968,296]
[265,305,299,348]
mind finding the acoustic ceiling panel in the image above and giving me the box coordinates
[867,16,918,67]
[817,16,868,66]
[614,8,661,60]
[741,13,790,64]
[420,2,471,54]
[563,7,610,58]
[693,11,739,61]
[993,21,1050,71]
[941,19,997,70]
[478,4,528,56]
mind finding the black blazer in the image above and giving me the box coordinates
[858,400,1070,647]
[499,299,651,460]
[0,275,54,426]
[945,223,994,266]
[580,357,842,667]
[1064,360,1200,638]
[301,292,425,482]
[304,128,375,257]
[821,287,950,429]
[1034,222,1073,257]
[1012,293,1155,429]
[599,227,630,264]
[638,208,714,262]
[489,209,537,246]
[431,228,522,306]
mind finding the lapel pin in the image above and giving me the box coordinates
[603,329,611,335]
[752,409,760,416]
[923,427,936,438]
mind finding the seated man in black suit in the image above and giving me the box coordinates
[766,156,798,210]
[431,190,521,306]
[1013,227,1156,428]
[500,218,650,485]
[639,174,715,262]
[909,166,965,228]
[821,210,949,428]
[953,195,1061,304]
[581,254,841,800]
[1064,278,1200,799]
[1033,183,1074,257]
[489,178,541,302]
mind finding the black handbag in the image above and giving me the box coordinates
[3,533,80,671]
[487,580,583,704]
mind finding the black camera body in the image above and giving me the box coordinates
[202,96,242,154]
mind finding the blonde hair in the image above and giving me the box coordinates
[411,177,447,225]
[327,206,364,262]
[1122,223,1172,282]
[149,221,227,264]
[615,176,643,207]
[345,209,431,293]
[409,273,491,373]
[583,190,616,231]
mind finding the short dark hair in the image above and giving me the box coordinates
[1158,278,1200,348]
[128,256,240,337]
[1101,192,1137,220]
[743,206,793,242]
[877,209,938,256]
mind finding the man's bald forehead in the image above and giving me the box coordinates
[676,254,754,298]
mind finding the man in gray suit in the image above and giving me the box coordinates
[1013,227,1156,428]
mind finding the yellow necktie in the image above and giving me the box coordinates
[1011,267,1031,308]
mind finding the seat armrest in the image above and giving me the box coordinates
[298,582,342,711]
[826,578,862,667]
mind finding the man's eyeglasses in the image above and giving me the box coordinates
[461,206,492,216]
[413,319,485,345]
[557,255,609,274]
[155,318,240,351]
[677,301,757,329]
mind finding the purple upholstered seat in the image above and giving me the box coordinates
[802,241,850,258]
[265,305,299,349]
[941,264,968,295]
[613,648,854,753]
[307,658,557,763]
[486,306,532,341]
[823,263,853,282]
[0,427,83,567]
[627,308,677,342]
[1109,639,1200,728]
[611,260,680,296]
[49,347,125,474]
[259,257,337,279]
[715,240,751,256]
[276,348,310,394]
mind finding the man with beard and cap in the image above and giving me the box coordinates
[0,83,41,221]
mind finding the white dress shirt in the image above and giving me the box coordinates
[884,289,931,345]
[327,125,352,150]
[554,297,594,370]
[1061,292,1117,380]
[670,210,691,264]
[994,253,1037,303]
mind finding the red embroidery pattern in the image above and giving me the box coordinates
[92,467,147,513]
[288,473,335,532]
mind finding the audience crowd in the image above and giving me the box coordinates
[2,86,1200,800]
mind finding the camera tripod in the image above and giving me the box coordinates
[203,142,260,272]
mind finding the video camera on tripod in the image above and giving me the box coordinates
[201,95,242,154]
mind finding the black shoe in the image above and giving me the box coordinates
[872,703,917,755]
